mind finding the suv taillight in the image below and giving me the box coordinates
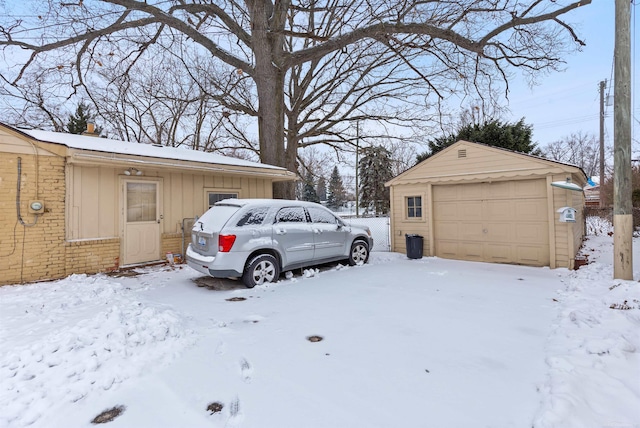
[218,234,236,252]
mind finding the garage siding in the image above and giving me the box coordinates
[571,190,585,261]
[433,179,550,266]
[389,183,429,254]
[549,174,585,269]
[392,143,558,184]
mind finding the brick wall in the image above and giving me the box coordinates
[65,238,121,275]
[162,232,189,263]
[0,152,67,285]
[0,152,123,285]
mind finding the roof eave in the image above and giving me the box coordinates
[68,148,297,181]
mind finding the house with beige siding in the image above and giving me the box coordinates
[0,122,296,285]
[385,140,587,269]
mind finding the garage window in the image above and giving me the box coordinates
[406,196,422,219]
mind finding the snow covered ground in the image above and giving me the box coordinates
[1,218,638,428]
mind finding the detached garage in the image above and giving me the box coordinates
[386,141,587,269]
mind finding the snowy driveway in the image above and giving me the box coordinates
[1,253,566,428]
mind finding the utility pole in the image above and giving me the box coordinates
[613,0,632,280]
[355,121,360,217]
[599,79,606,208]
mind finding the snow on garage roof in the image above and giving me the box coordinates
[17,127,286,171]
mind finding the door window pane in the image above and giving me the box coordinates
[127,182,156,222]
[307,206,337,224]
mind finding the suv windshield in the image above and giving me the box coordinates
[195,205,240,233]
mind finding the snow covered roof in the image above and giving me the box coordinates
[10,125,287,172]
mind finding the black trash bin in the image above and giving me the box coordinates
[405,234,424,259]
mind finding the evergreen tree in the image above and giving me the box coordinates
[416,118,537,164]
[359,146,393,216]
[326,166,346,210]
[316,176,327,201]
[301,171,320,203]
[67,102,101,135]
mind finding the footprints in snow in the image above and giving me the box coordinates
[203,356,251,425]
[208,313,261,424]
[240,358,252,383]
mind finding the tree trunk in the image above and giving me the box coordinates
[248,0,294,199]
[254,67,285,166]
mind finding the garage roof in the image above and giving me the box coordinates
[386,140,587,186]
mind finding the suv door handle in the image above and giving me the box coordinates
[313,228,321,234]
[275,228,286,235]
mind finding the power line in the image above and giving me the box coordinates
[534,113,601,130]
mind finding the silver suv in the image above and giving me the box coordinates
[186,199,373,288]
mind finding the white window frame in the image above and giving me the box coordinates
[406,195,423,219]
[204,188,240,209]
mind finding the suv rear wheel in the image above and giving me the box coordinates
[242,254,280,288]
[348,240,370,266]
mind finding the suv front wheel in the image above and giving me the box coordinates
[348,240,370,266]
[242,254,280,288]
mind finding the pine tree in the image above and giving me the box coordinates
[359,146,393,216]
[67,103,101,135]
[326,166,346,210]
[416,118,537,163]
[301,171,320,203]
[316,177,327,202]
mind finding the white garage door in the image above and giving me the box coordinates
[433,180,549,266]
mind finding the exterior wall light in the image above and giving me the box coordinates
[550,177,582,192]
[124,168,143,176]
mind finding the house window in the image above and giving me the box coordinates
[207,192,238,209]
[406,196,422,219]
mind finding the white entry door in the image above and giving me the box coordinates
[123,180,161,265]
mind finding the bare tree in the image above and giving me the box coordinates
[542,131,604,178]
[0,65,68,131]
[294,146,333,199]
[1,0,592,198]
[385,140,418,177]
[93,49,231,148]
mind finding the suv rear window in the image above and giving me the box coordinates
[236,207,269,226]
[195,205,240,233]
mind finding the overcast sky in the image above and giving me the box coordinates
[504,1,639,152]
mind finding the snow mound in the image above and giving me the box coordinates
[0,275,195,428]
[586,215,613,236]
